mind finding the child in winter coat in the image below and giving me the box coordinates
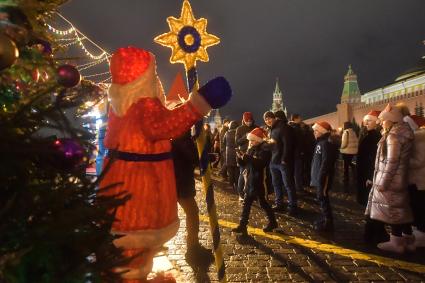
[232,128,278,235]
[365,104,414,254]
[311,121,339,232]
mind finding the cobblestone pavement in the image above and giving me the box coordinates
[160,161,425,282]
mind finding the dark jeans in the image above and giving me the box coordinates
[314,182,333,220]
[294,156,304,191]
[227,166,239,191]
[265,165,274,195]
[303,153,313,187]
[240,194,276,227]
[219,151,227,177]
[237,166,245,198]
[342,154,355,184]
[269,163,297,208]
[409,184,425,232]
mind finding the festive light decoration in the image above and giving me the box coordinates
[51,138,85,171]
[47,22,108,60]
[32,39,52,54]
[0,33,19,70]
[57,64,81,88]
[155,1,227,282]
[0,84,20,111]
[46,13,111,84]
[154,0,220,70]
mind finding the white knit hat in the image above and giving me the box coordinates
[378,104,403,123]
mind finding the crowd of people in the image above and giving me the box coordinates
[201,103,425,255]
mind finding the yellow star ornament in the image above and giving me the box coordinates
[154,0,220,70]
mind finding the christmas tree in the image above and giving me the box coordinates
[0,1,128,282]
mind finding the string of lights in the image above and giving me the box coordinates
[82,71,110,78]
[77,57,109,72]
[47,13,112,83]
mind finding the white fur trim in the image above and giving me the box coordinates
[187,90,212,116]
[246,132,263,143]
[363,114,379,122]
[112,218,179,250]
[404,116,419,131]
[312,123,329,134]
[115,250,156,280]
[108,53,166,117]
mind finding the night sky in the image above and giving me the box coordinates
[61,0,425,122]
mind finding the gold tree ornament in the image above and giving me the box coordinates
[154,0,220,70]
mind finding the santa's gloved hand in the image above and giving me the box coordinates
[198,77,232,109]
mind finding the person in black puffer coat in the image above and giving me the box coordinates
[232,128,277,235]
[357,110,382,205]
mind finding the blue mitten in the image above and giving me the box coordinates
[198,77,232,109]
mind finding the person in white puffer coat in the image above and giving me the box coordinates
[365,104,414,254]
[340,121,359,188]
[404,114,425,248]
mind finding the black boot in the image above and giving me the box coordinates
[185,243,214,266]
[232,225,247,235]
[263,221,278,232]
[364,218,389,245]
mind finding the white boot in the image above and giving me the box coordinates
[402,233,416,252]
[413,229,425,248]
[377,234,406,253]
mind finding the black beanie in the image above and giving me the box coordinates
[263,111,275,120]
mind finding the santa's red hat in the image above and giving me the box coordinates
[107,47,165,116]
[110,47,151,85]
[243,112,253,122]
[404,115,425,131]
[363,110,381,122]
[312,121,332,134]
[247,127,267,143]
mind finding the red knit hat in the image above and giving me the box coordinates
[411,115,425,128]
[404,114,425,131]
[312,121,332,134]
[247,127,267,143]
[243,112,253,123]
[363,110,381,122]
[110,46,151,84]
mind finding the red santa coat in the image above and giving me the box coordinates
[101,97,202,231]
[99,53,211,249]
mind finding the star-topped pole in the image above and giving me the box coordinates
[155,1,227,282]
[154,0,220,72]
